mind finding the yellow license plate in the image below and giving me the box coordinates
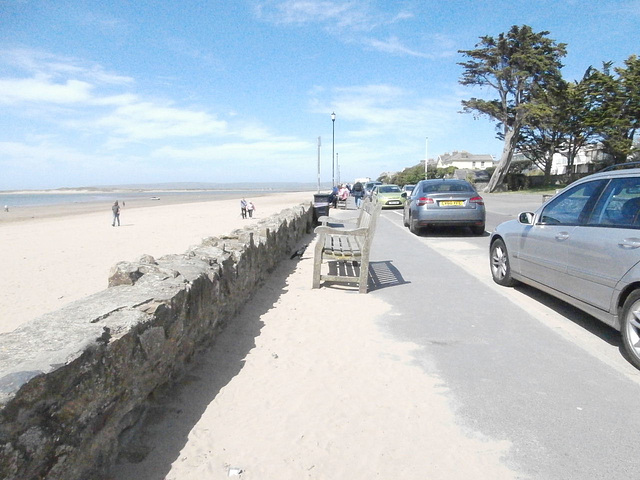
[440,200,464,206]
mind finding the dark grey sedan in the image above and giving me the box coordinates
[403,179,486,235]
[489,167,640,369]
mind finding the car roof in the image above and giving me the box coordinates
[567,167,640,187]
[420,178,471,184]
[587,167,640,178]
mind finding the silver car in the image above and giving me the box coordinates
[403,184,416,195]
[489,167,640,369]
[403,179,486,235]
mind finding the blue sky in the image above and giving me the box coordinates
[1,0,638,190]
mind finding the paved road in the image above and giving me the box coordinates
[368,193,640,479]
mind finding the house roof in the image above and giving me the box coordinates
[437,151,495,165]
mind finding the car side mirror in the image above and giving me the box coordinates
[401,192,407,198]
[518,212,534,225]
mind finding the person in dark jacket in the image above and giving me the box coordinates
[329,185,339,208]
[352,182,364,207]
[112,201,120,226]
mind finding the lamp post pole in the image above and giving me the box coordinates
[317,136,321,193]
[331,112,336,187]
[425,136,429,179]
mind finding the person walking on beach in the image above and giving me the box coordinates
[112,201,121,226]
[247,201,255,218]
[240,198,248,219]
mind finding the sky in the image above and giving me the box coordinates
[0,0,639,190]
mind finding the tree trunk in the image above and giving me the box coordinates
[544,154,553,184]
[485,127,520,193]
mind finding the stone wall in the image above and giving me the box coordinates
[0,203,313,480]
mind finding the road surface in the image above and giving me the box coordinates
[369,193,640,479]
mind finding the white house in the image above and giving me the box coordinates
[513,144,609,175]
[436,151,496,170]
[550,144,608,174]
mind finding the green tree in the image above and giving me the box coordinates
[587,56,640,164]
[458,25,567,192]
[557,71,602,172]
[386,163,428,185]
[517,79,567,183]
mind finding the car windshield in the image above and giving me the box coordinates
[421,182,474,194]
[378,185,401,193]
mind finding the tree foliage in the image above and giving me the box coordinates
[385,163,426,185]
[458,25,567,191]
[585,56,640,164]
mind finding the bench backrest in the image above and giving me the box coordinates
[359,197,382,243]
[357,197,376,228]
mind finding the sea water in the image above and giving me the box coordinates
[0,185,318,208]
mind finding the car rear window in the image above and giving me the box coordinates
[422,182,474,194]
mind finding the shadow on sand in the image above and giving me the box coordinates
[108,240,310,480]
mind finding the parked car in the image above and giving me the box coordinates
[372,184,405,209]
[364,181,382,198]
[403,179,486,235]
[403,184,416,195]
[473,170,491,182]
[489,166,640,369]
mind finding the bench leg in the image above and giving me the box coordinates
[358,257,369,293]
[312,243,323,289]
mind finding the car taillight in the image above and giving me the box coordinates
[470,196,484,205]
[416,197,434,206]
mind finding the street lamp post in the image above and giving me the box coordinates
[425,136,429,179]
[317,136,321,193]
[331,112,336,187]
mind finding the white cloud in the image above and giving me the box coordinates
[96,102,229,141]
[364,36,431,58]
[0,76,94,104]
[1,48,134,85]
[153,138,313,161]
[254,0,412,31]
[0,140,106,169]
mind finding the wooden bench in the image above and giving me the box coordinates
[312,198,382,293]
[317,196,371,228]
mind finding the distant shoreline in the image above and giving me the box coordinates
[1,187,317,195]
[0,190,315,224]
[0,182,330,195]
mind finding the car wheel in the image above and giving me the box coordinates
[620,291,640,370]
[403,212,409,227]
[409,215,420,235]
[471,224,485,235]
[490,238,517,287]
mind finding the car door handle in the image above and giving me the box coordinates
[619,238,640,249]
[555,232,570,241]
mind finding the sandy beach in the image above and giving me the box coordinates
[109,209,517,480]
[0,191,313,333]
[2,192,517,479]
